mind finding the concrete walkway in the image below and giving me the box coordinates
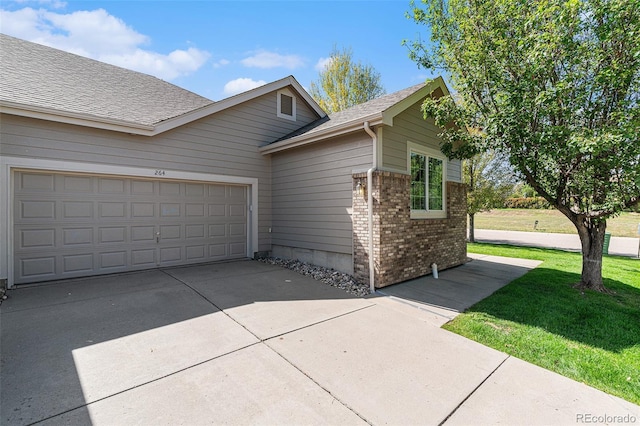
[474,229,640,258]
[2,259,638,425]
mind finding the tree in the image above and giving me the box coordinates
[465,150,513,242]
[406,0,640,292]
[309,46,385,113]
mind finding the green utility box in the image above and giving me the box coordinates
[603,233,611,255]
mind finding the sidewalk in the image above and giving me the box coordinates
[473,229,640,258]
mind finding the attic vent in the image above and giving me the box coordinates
[277,89,296,121]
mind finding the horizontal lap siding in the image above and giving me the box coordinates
[271,133,372,255]
[382,100,462,182]
[1,91,321,253]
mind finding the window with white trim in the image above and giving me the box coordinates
[409,144,446,219]
[277,89,296,121]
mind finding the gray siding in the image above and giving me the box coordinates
[270,133,373,255]
[381,100,462,182]
[1,90,320,254]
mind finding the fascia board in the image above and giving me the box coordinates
[381,76,449,126]
[259,113,383,155]
[2,75,327,137]
[154,76,326,134]
[0,102,155,135]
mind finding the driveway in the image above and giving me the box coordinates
[2,259,638,425]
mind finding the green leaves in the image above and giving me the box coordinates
[407,0,640,219]
[309,46,386,114]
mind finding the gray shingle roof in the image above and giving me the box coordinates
[276,82,427,142]
[0,34,214,126]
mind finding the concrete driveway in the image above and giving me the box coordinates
[2,258,638,425]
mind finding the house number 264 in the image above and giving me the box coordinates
[154,170,166,176]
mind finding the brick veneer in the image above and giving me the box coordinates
[353,171,467,288]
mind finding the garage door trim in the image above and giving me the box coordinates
[1,156,260,288]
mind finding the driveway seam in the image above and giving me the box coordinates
[28,342,262,425]
[439,355,511,426]
[160,269,264,341]
[161,269,375,425]
[264,340,374,425]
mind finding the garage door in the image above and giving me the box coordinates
[13,171,248,284]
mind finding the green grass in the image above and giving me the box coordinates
[473,209,640,237]
[444,243,640,405]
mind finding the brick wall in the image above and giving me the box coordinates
[353,171,467,288]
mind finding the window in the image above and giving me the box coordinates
[409,144,446,219]
[277,89,296,121]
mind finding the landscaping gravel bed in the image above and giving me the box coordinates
[258,257,370,297]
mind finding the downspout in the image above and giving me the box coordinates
[363,121,377,294]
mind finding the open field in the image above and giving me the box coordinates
[446,243,640,405]
[473,209,640,237]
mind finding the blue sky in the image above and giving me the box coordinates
[0,0,439,101]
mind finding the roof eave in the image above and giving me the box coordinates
[0,101,156,135]
[259,113,383,155]
[1,75,326,137]
[381,76,449,126]
[155,76,327,134]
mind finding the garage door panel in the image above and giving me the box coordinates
[186,183,205,197]
[99,178,126,194]
[63,228,94,246]
[63,201,93,219]
[186,224,205,239]
[160,225,181,240]
[99,227,127,244]
[64,175,92,192]
[186,245,206,260]
[132,203,155,218]
[132,249,156,266]
[20,173,55,191]
[131,226,155,242]
[14,171,249,284]
[21,200,56,219]
[99,202,126,218]
[63,253,94,273]
[100,251,127,269]
[20,256,56,279]
[230,243,247,256]
[160,203,180,217]
[20,229,55,248]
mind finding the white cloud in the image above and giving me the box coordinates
[241,50,305,69]
[212,59,230,69]
[0,7,210,81]
[315,56,333,71]
[223,78,267,96]
[14,0,67,9]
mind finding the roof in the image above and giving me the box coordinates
[0,34,325,136]
[260,77,450,154]
[0,34,214,128]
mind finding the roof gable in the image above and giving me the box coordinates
[0,34,325,136]
[260,77,450,154]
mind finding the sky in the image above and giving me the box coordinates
[0,0,440,101]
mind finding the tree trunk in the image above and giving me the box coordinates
[469,213,475,243]
[574,218,608,292]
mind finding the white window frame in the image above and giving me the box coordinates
[277,89,296,121]
[408,142,447,219]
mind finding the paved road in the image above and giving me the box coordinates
[473,229,640,258]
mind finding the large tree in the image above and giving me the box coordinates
[406,0,640,291]
[309,46,385,113]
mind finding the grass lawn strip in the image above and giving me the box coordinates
[444,243,640,405]
[473,209,640,237]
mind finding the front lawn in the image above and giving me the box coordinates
[472,209,640,237]
[444,243,640,405]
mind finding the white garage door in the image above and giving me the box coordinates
[13,171,249,284]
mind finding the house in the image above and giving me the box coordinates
[0,34,466,290]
